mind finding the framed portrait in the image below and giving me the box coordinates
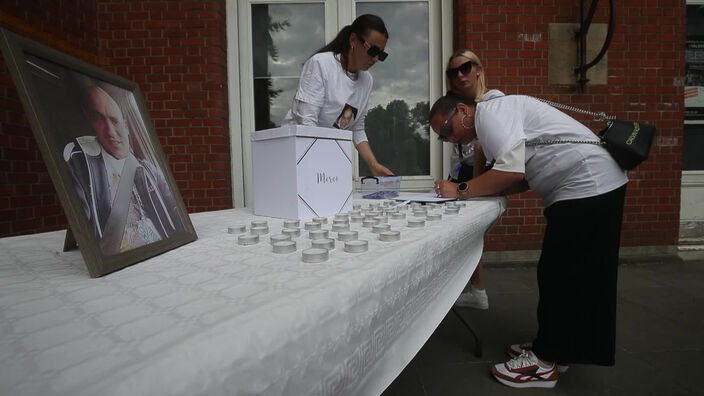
[333,103,358,130]
[0,29,197,277]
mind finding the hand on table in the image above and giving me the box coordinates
[434,180,458,198]
[370,162,394,176]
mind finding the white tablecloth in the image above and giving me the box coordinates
[0,197,505,396]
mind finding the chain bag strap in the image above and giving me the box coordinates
[533,97,615,122]
[525,138,604,147]
[525,96,611,147]
[526,96,655,170]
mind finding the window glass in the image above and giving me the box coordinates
[356,2,430,176]
[685,4,704,120]
[685,4,704,170]
[684,124,704,170]
[252,4,325,130]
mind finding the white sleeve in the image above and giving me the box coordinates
[289,99,320,126]
[351,110,368,146]
[294,57,326,107]
[492,139,525,173]
[475,102,526,162]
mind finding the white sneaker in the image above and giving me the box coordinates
[454,286,489,310]
[492,350,559,389]
[507,342,570,373]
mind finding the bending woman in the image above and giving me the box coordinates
[430,93,627,389]
[283,14,393,176]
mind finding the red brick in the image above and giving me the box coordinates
[0,0,685,249]
[458,0,683,250]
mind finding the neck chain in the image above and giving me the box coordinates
[336,53,358,81]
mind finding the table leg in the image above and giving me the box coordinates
[450,307,482,358]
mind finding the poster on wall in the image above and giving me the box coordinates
[0,29,197,277]
[686,4,704,120]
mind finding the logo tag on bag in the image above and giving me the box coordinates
[626,122,640,145]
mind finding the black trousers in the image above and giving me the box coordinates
[531,184,627,366]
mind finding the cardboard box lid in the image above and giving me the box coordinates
[251,124,352,142]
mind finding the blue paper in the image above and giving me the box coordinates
[362,190,399,199]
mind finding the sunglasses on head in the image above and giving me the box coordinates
[359,37,388,61]
[445,60,476,79]
[437,107,457,142]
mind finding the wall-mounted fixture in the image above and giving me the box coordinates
[574,0,615,92]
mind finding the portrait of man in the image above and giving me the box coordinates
[333,104,358,130]
[0,31,196,276]
[63,85,184,255]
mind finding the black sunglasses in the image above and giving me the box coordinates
[359,38,388,61]
[437,107,457,142]
[445,60,476,79]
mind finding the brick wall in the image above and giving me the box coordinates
[0,0,230,237]
[1,0,686,253]
[97,0,230,214]
[455,0,686,251]
[0,0,98,236]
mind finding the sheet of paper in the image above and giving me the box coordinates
[393,192,457,203]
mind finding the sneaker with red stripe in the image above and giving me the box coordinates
[492,350,558,389]
[507,342,570,373]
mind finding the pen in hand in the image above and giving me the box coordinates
[436,174,451,198]
[438,165,459,197]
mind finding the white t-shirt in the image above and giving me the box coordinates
[282,52,373,146]
[475,95,628,207]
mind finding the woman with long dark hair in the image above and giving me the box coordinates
[282,14,393,176]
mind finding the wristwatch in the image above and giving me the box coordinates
[457,182,469,197]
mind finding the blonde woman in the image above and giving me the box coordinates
[445,50,504,310]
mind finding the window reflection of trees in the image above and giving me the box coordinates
[360,100,430,176]
[252,5,289,130]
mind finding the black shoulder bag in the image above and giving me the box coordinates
[528,97,656,170]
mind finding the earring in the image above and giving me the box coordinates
[351,45,355,50]
[460,114,473,130]
[476,73,480,77]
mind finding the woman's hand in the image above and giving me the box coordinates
[434,180,458,198]
[370,162,394,176]
[356,142,394,176]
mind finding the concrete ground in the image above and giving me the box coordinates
[382,255,704,396]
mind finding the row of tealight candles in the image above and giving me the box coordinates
[227,199,465,262]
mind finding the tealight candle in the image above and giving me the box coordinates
[238,234,259,245]
[302,248,329,263]
[227,224,246,234]
[272,240,296,254]
[311,238,335,250]
[337,230,358,241]
[344,240,368,253]
[379,230,401,242]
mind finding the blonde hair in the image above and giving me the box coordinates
[445,50,488,102]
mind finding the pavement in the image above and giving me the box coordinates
[381,254,704,396]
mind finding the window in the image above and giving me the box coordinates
[229,0,449,207]
[355,2,430,177]
[251,3,325,130]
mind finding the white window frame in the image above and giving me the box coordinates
[681,0,704,236]
[227,0,452,208]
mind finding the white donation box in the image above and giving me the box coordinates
[251,125,353,220]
